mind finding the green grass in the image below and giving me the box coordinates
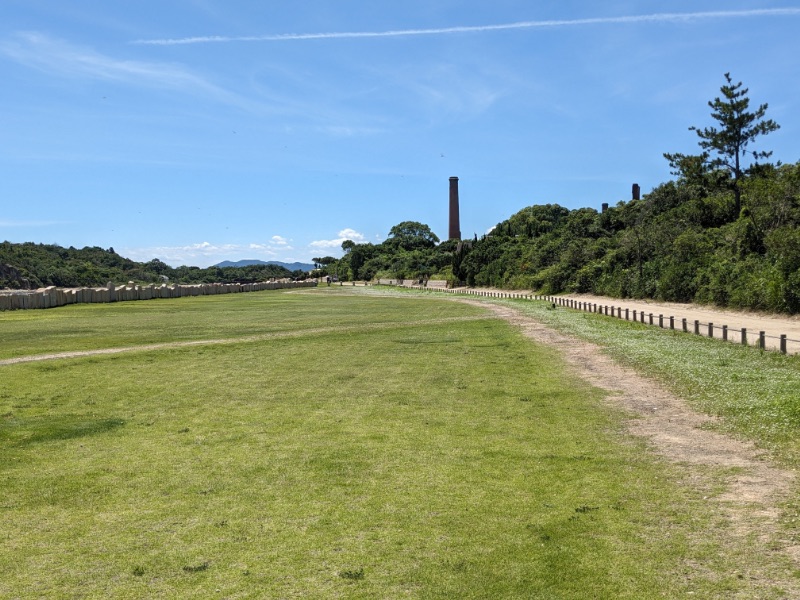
[0,289,469,360]
[1,288,797,598]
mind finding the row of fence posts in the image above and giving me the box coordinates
[417,286,796,356]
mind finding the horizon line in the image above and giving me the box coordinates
[133,8,800,46]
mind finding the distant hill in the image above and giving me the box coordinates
[214,259,315,272]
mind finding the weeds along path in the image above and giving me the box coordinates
[464,299,800,570]
[0,315,487,367]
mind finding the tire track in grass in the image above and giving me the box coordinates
[0,315,487,367]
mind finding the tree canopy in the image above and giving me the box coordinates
[387,221,440,251]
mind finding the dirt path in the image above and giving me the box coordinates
[465,299,800,587]
[0,315,487,367]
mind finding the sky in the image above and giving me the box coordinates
[1,2,799,268]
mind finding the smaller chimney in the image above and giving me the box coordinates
[601,203,609,213]
[632,183,641,201]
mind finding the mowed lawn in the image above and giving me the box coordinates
[0,288,792,598]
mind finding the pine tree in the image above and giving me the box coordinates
[665,73,779,215]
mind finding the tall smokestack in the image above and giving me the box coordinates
[632,183,641,201]
[449,176,461,240]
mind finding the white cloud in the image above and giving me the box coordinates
[338,228,366,242]
[134,9,800,45]
[319,125,383,137]
[249,237,295,252]
[309,228,366,250]
[121,234,308,266]
[0,219,63,227]
[309,239,347,250]
[0,32,255,109]
[398,62,504,118]
[128,242,239,263]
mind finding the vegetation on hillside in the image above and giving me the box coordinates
[0,242,302,289]
[331,221,458,282]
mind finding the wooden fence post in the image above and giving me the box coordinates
[708,322,714,338]
[682,318,687,332]
[742,328,747,346]
[722,325,728,341]
[759,331,766,350]
[694,320,700,335]
[781,335,787,354]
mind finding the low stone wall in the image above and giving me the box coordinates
[0,280,317,312]
[425,280,448,289]
[376,278,448,289]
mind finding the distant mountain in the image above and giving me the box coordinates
[214,259,315,272]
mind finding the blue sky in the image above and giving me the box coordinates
[1,1,799,267]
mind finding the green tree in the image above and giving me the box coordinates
[144,258,170,275]
[665,73,780,216]
[386,221,440,251]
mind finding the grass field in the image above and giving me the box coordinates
[1,287,798,598]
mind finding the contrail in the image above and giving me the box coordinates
[133,9,800,46]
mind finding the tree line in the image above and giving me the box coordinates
[0,242,302,289]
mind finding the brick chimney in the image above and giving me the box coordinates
[449,177,461,240]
